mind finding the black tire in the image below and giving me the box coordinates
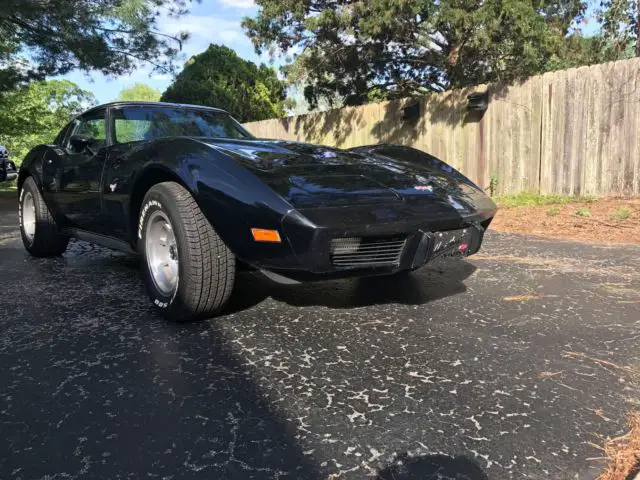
[19,176,69,257]
[139,181,235,321]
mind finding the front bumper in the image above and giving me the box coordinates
[245,208,494,282]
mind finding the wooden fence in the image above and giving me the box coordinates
[245,58,640,196]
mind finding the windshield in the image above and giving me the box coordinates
[112,106,253,143]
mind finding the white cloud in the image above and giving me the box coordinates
[161,15,239,38]
[159,14,251,58]
[218,0,255,9]
[219,30,241,43]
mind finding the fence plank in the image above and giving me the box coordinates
[245,58,640,197]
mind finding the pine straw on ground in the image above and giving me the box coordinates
[561,352,639,479]
[491,198,640,245]
[597,412,640,480]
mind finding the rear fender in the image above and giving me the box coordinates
[18,145,52,191]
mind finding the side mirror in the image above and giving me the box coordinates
[69,134,95,152]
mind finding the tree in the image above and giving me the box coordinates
[116,83,162,102]
[242,0,606,108]
[597,0,639,58]
[0,0,193,91]
[0,80,95,164]
[161,44,289,122]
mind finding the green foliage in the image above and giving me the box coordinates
[116,83,162,102]
[547,207,561,216]
[0,80,96,164]
[489,172,499,197]
[161,44,289,122]
[612,207,632,220]
[243,0,627,108]
[575,207,591,217]
[495,192,598,208]
[0,0,192,91]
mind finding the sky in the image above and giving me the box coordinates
[57,0,266,104]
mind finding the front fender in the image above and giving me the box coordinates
[190,140,299,267]
[113,138,297,265]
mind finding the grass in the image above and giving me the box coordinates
[495,191,598,208]
[547,207,561,217]
[612,208,632,221]
[575,207,591,217]
[0,181,17,199]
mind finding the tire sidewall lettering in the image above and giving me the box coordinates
[18,186,25,229]
[19,181,36,248]
[138,199,163,240]
[154,298,169,309]
[140,197,177,310]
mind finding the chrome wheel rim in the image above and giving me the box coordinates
[145,210,179,297]
[22,191,36,244]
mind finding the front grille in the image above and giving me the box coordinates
[330,236,406,268]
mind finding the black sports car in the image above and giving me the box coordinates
[0,145,17,183]
[18,101,497,321]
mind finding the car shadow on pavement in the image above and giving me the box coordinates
[376,452,489,480]
[225,259,477,314]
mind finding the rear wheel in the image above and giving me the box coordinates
[139,181,235,321]
[19,177,69,257]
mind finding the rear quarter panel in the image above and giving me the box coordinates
[19,145,51,189]
[19,144,77,224]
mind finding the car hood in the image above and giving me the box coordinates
[201,138,495,213]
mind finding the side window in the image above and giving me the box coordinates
[68,112,107,150]
[114,118,151,143]
[76,119,106,143]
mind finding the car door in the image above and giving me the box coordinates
[52,110,109,231]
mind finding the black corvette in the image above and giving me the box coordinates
[17,101,497,320]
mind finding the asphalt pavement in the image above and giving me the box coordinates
[1,197,638,479]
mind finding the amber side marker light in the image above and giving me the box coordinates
[251,228,282,243]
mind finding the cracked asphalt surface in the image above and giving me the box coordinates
[1,197,639,480]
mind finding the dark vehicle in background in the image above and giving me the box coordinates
[17,102,497,321]
[0,145,17,183]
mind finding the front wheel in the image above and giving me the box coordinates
[139,182,235,321]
